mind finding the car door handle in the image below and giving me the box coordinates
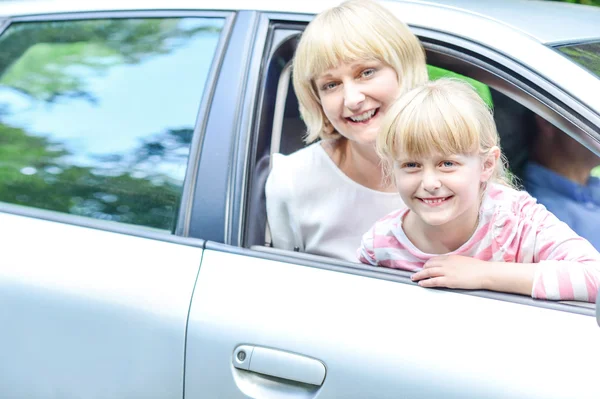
[233,345,326,386]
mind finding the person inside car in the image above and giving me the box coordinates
[359,79,600,302]
[265,0,428,261]
[523,115,600,251]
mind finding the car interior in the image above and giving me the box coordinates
[244,32,540,250]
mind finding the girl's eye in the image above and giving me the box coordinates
[440,161,456,168]
[361,68,376,78]
[403,162,419,169]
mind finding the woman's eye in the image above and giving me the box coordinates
[361,68,375,78]
[321,82,338,91]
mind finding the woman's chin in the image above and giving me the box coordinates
[344,131,379,147]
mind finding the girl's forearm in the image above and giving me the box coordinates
[483,262,537,297]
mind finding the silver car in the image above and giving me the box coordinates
[0,0,599,398]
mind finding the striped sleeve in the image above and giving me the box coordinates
[517,195,600,302]
[357,225,377,265]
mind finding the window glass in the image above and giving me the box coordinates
[521,116,600,252]
[0,17,224,230]
[552,41,600,176]
[555,40,600,78]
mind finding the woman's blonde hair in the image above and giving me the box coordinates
[376,78,515,187]
[293,0,427,143]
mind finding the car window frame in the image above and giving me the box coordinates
[236,15,598,317]
[0,9,234,242]
[415,28,600,156]
[241,18,304,248]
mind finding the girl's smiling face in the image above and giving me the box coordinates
[315,60,400,146]
[394,150,497,230]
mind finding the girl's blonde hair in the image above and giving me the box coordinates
[376,78,515,187]
[293,0,427,143]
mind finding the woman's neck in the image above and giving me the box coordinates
[323,138,394,192]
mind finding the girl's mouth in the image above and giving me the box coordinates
[346,108,379,124]
[418,196,453,206]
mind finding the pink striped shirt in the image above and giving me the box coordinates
[357,184,600,302]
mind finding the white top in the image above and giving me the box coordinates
[265,143,404,262]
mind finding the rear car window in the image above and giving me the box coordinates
[0,17,224,231]
[555,40,600,79]
[556,41,600,177]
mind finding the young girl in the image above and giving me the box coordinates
[358,78,600,302]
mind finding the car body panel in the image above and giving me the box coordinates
[1,0,599,44]
[415,0,600,44]
[0,212,203,398]
[186,247,600,398]
[188,10,263,244]
[0,1,598,398]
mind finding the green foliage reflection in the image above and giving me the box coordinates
[557,42,600,78]
[0,120,194,229]
[0,18,219,103]
[0,18,223,230]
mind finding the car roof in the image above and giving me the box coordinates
[0,0,598,45]
[408,0,600,45]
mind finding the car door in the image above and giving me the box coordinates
[184,11,600,399]
[0,8,232,398]
[186,245,599,399]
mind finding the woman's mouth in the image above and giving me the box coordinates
[418,196,453,207]
[346,108,379,124]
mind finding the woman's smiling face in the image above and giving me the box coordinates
[315,60,400,146]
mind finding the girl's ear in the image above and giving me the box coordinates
[481,146,500,182]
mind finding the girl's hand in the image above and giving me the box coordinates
[411,255,536,296]
[411,255,492,290]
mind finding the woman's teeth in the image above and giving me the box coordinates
[349,109,376,122]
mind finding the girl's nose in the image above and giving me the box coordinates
[421,170,442,192]
[343,83,366,111]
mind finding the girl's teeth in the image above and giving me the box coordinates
[350,109,375,122]
[423,198,446,204]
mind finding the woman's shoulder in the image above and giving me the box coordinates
[271,142,326,173]
[266,143,329,201]
[270,141,339,184]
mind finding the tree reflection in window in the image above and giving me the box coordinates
[0,17,224,230]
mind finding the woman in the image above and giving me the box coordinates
[265,0,428,261]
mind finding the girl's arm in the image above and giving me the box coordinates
[517,196,600,302]
[412,194,600,302]
[467,195,600,301]
[412,256,538,297]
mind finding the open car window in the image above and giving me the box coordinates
[245,20,599,312]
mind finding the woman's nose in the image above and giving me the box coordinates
[343,83,365,111]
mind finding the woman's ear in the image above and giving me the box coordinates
[481,146,500,182]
